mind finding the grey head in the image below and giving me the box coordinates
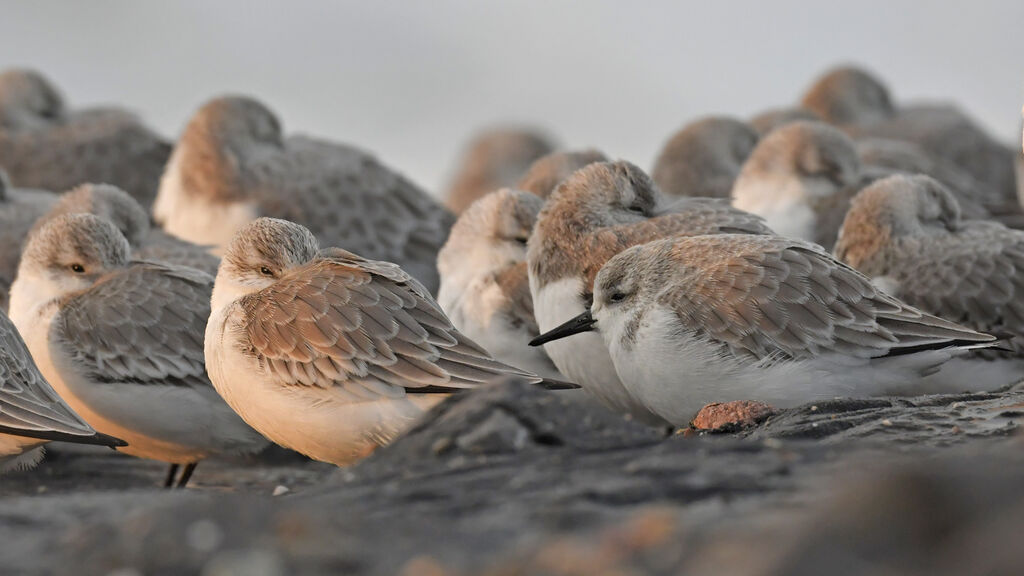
[749,107,821,135]
[738,120,861,194]
[587,238,677,348]
[835,174,961,271]
[20,213,130,294]
[33,183,150,245]
[220,217,320,292]
[516,149,608,198]
[800,65,895,125]
[652,116,759,198]
[0,69,65,130]
[448,188,543,248]
[444,126,557,214]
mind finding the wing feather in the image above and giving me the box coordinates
[54,263,214,389]
[660,235,993,361]
[0,311,95,435]
[237,253,536,398]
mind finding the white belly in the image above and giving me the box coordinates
[439,275,562,379]
[18,308,265,464]
[533,277,664,424]
[153,151,258,254]
[608,305,988,426]
[206,306,443,466]
[732,183,815,242]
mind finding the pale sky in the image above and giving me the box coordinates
[1,0,1022,197]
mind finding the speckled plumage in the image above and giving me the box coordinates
[155,96,453,293]
[0,69,170,209]
[801,65,1018,216]
[207,218,549,465]
[528,160,772,422]
[9,214,266,468]
[558,233,997,425]
[836,174,1024,355]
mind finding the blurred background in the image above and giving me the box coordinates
[1,0,1021,195]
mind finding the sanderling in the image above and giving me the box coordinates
[34,183,220,276]
[437,188,561,378]
[154,95,453,293]
[206,218,572,466]
[855,138,990,219]
[835,174,1024,388]
[516,149,608,198]
[532,233,997,426]
[9,214,268,487]
[652,116,759,199]
[0,170,55,311]
[444,126,555,213]
[749,107,821,135]
[0,309,125,473]
[527,160,772,424]
[800,65,1017,216]
[0,68,170,209]
[731,120,863,249]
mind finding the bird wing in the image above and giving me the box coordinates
[0,108,170,208]
[53,262,214,389]
[880,223,1024,350]
[236,251,536,399]
[579,199,773,288]
[0,311,94,435]
[661,234,994,362]
[250,136,454,290]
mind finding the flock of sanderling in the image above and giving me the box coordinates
[0,64,1022,488]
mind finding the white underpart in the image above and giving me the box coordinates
[10,269,267,464]
[531,276,665,424]
[603,305,993,427]
[0,437,45,473]
[732,177,816,242]
[437,245,562,379]
[153,149,259,255]
[206,302,444,466]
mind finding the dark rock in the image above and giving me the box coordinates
[3,378,1024,575]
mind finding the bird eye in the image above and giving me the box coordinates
[515,237,529,246]
[69,264,85,274]
[627,205,645,214]
[609,292,627,303]
[259,266,274,277]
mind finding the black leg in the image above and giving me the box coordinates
[175,462,198,489]
[163,463,180,488]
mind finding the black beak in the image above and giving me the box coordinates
[529,311,597,346]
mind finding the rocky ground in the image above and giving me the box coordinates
[2,381,1024,576]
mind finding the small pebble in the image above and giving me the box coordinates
[272,485,290,496]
